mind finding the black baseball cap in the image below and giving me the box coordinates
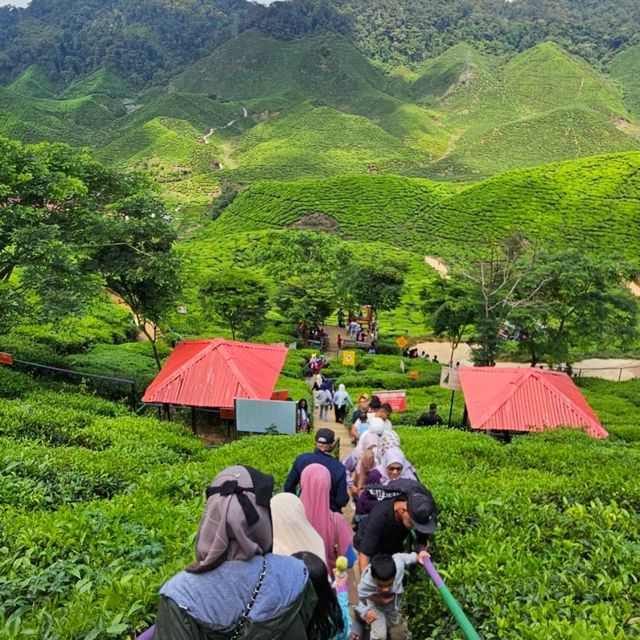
[315,428,336,445]
[407,491,438,534]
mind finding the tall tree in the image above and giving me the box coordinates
[433,236,550,366]
[0,136,182,368]
[94,188,182,370]
[200,269,270,341]
[1,137,116,325]
[275,275,334,332]
[421,277,475,364]
[345,260,405,321]
[509,252,639,365]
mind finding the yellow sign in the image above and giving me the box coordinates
[395,336,409,348]
[342,350,356,367]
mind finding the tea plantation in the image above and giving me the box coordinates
[210,152,640,265]
[1,354,638,639]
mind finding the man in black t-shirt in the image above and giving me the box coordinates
[354,481,437,571]
[417,403,444,427]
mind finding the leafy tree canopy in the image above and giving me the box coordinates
[344,260,405,319]
[199,269,270,341]
[1,0,640,86]
[0,136,181,358]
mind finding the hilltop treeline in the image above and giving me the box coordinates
[0,0,254,86]
[322,0,640,66]
[1,0,640,86]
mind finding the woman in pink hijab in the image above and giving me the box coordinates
[300,464,356,573]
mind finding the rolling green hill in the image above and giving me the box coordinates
[417,42,640,178]
[212,152,640,266]
[2,34,640,191]
[173,30,404,120]
[428,106,640,179]
[62,68,133,100]
[211,173,459,239]
[610,44,640,120]
[7,64,56,98]
[221,102,436,182]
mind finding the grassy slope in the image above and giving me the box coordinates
[2,37,639,193]
[429,151,640,263]
[210,152,640,265]
[222,102,436,182]
[211,173,460,242]
[172,30,402,118]
[610,44,640,120]
[170,30,451,182]
[424,42,639,178]
[0,65,126,145]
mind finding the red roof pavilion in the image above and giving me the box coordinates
[457,367,607,438]
[142,339,288,409]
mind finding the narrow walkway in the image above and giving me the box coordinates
[313,401,360,605]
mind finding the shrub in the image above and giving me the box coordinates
[0,366,37,399]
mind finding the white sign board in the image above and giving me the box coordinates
[440,366,462,391]
[235,398,297,434]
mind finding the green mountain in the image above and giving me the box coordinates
[221,102,435,182]
[173,30,403,119]
[417,42,640,178]
[7,65,56,98]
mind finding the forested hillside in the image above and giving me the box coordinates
[2,0,640,87]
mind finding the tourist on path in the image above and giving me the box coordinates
[349,393,370,441]
[297,398,310,433]
[354,479,437,572]
[284,428,349,512]
[299,464,356,573]
[353,552,426,640]
[271,492,327,564]
[332,383,353,424]
[356,447,418,516]
[152,465,316,639]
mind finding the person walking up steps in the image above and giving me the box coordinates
[285,428,349,513]
[333,383,353,424]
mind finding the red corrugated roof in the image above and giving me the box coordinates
[142,339,288,409]
[457,367,607,438]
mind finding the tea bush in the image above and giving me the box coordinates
[0,366,38,399]
[0,360,638,638]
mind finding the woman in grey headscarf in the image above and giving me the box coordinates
[151,465,317,640]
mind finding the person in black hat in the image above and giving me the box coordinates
[354,479,437,572]
[284,428,349,512]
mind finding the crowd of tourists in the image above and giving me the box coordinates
[139,390,437,640]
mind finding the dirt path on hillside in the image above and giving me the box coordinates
[411,339,640,381]
[202,106,249,144]
[424,255,449,276]
[434,132,461,162]
[418,259,640,379]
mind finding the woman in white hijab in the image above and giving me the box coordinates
[332,383,353,424]
[271,492,327,564]
[352,417,385,492]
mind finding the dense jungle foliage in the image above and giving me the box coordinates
[2,0,640,86]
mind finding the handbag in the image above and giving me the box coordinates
[229,556,268,640]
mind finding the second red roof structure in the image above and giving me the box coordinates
[457,366,608,438]
[142,339,288,409]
